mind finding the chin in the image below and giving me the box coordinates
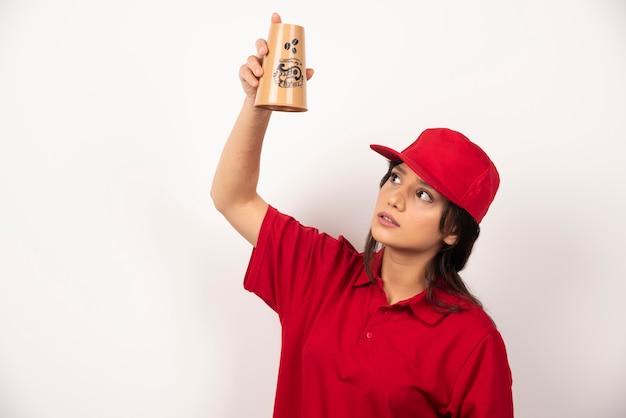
[370,225,388,246]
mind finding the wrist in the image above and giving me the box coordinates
[243,97,272,116]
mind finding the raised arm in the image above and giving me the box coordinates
[210,13,313,247]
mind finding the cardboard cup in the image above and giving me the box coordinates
[254,23,307,112]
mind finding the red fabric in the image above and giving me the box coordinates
[244,206,513,418]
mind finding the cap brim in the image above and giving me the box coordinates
[370,144,403,162]
[370,143,453,206]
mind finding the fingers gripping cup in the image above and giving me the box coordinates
[254,22,307,112]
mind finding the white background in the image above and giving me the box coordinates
[1,0,625,417]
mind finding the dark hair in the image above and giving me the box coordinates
[363,160,483,312]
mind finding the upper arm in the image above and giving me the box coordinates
[217,194,268,247]
[448,330,513,417]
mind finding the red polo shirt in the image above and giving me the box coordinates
[244,206,513,418]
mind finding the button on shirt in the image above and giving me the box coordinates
[244,206,513,418]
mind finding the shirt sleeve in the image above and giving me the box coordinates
[243,205,360,321]
[446,328,514,417]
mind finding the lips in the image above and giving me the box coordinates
[378,212,399,227]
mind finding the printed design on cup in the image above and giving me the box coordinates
[272,38,304,88]
[285,38,299,54]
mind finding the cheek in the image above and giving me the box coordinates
[406,208,444,233]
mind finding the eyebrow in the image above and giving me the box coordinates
[394,165,433,189]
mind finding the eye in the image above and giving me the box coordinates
[389,172,401,184]
[416,190,433,203]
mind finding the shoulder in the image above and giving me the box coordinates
[434,298,508,366]
[455,303,498,333]
[260,205,360,254]
[432,290,499,337]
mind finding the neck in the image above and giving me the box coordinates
[380,248,430,305]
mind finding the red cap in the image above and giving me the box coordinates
[370,128,499,223]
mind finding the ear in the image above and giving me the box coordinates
[443,233,458,246]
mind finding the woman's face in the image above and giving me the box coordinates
[371,163,456,257]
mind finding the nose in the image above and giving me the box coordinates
[387,188,405,211]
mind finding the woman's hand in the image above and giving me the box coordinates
[239,12,314,105]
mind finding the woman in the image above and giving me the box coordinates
[211,12,513,418]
